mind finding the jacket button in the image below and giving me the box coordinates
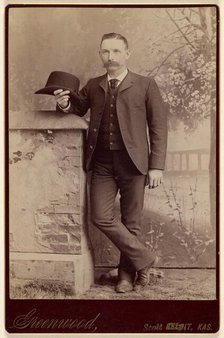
[89,145,93,149]
[93,128,97,132]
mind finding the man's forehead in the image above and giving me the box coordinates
[100,38,127,49]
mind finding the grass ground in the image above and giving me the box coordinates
[10,268,216,300]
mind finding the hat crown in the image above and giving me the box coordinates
[35,71,80,97]
[45,71,80,92]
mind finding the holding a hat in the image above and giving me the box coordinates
[38,33,168,293]
[35,71,80,105]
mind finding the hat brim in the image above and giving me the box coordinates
[35,85,79,100]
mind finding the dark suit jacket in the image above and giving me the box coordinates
[57,70,167,174]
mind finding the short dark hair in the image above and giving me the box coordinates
[100,33,129,49]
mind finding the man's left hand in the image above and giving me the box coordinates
[148,169,163,189]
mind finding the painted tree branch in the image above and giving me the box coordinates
[188,8,200,16]
[156,25,196,44]
[148,24,192,50]
[166,9,196,49]
[147,44,187,76]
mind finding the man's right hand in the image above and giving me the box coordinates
[54,89,70,109]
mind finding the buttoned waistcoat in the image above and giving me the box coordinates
[57,70,168,174]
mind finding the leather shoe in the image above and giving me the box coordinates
[133,259,156,292]
[115,279,133,293]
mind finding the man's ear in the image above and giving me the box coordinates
[126,49,131,60]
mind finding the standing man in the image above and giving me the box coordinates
[54,33,167,293]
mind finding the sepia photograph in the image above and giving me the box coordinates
[5,3,219,334]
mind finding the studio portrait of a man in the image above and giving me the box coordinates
[53,32,167,293]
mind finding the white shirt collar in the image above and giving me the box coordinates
[107,68,128,83]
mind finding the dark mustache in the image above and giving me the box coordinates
[104,61,119,66]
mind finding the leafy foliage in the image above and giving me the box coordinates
[162,180,214,263]
[148,7,217,132]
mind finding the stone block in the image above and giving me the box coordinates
[10,251,94,297]
[10,259,74,283]
[49,243,70,253]
[35,213,52,224]
[69,232,81,243]
[54,205,77,214]
[55,213,81,227]
[68,245,82,254]
[37,205,55,213]
[37,223,58,233]
[9,125,93,295]
[42,233,69,244]
[66,225,81,235]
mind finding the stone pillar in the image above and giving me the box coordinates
[9,110,94,296]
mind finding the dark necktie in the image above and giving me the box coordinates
[109,79,119,89]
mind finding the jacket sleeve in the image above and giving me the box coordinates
[146,77,168,170]
[56,80,91,117]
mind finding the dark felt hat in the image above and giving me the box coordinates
[35,71,80,100]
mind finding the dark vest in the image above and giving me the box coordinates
[96,85,125,150]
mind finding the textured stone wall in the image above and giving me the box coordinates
[9,129,87,254]
[9,118,94,295]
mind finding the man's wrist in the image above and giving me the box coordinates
[58,101,71,112]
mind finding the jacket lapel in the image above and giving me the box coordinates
[118,71,135,93]
[99,75,108,92]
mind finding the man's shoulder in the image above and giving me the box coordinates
[128,72,158,92]
[129,71,155,84]
[87,74,106,85]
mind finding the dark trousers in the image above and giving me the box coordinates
[90,149,155,278]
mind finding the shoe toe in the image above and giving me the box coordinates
[133,265,153,291]
[115,280,133,293]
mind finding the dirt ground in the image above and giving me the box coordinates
[77,268,216,300]
[11,268,216,300]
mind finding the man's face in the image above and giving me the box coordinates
[99,38,130,73]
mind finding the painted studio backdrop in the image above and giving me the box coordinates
[8,7,217,296]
